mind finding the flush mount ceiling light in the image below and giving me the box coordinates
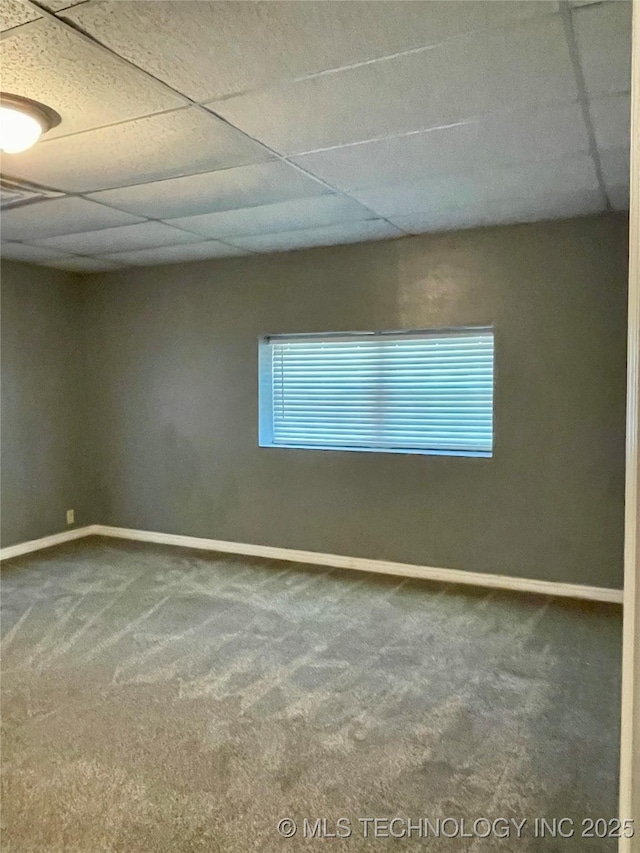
[0,93,61,154]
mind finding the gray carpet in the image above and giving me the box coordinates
[1,537,622,852]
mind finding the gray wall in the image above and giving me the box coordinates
[1,261,93,546]
[84,213,628,588]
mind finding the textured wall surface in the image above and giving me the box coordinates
[0,261,93,546]
[83,214,628,588]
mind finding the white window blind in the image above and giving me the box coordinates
[258,327,494,456]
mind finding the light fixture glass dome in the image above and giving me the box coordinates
[0,94,61,154]
[0,105,45,153]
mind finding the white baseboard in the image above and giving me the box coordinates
[0,526,95,561]
[0,523,622,604]
[90,524,623,604]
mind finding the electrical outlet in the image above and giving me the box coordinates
[66,509,75,525]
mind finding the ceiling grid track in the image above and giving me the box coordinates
[1,0,629,268]
[11,0,413,237]
[559,0,613,211]
[0,169,264,257]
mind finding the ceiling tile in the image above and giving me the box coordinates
[168,195,376,240]
[0,108,271,194]
[212,15,577,155]
[35,221,202,255]
[0,197,145,241]
[573,1,632,97]
[388,188,605,233]
[65,0,554,103]
[226,220,403,253]
[0,242,77,264]
[40,0,90,10]
[101,241,250,267]
[1,0,39,31]
[589,92,631,150]
[1,1,624,254]
[0,19,184,140]
[44,255,125,272]
[87,161,329,220]
[350,155,600,217]
[293,102,589,192]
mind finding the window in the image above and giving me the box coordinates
[258,327,494,457]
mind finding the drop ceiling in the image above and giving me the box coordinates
[0,0,632,272]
